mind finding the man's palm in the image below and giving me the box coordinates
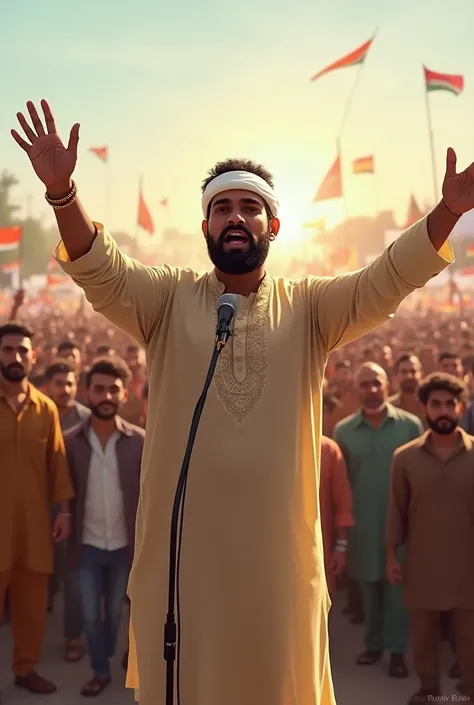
[11,99,80,188]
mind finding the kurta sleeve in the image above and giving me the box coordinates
[54,223,178,346]
[309,216,453,352]
[386,451,410,545]
[330,443,355,528]
[47,405,74,504]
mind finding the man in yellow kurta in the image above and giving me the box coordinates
[11,99,474,705]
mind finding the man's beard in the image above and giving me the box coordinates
[206,224,271,275]
[426,415,459,435]
[0,362,26,382]
[89,401,119,420]
[400,379,418,394]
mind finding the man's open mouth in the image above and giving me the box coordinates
[224,231,249,243]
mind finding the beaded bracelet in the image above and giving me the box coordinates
[45,180,77,208]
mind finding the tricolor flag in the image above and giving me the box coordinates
[89,146,108,162]
[423,66,464,96]
[313,156,342,203]
[310,35,375,82]
[0,226,22,252]
[466,245,474,258]
[138,180,154,235]
[352,155,374,174]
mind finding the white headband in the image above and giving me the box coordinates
[201,170,279,218]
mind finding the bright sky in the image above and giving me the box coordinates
[1,0,473,257]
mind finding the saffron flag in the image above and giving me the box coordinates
[313,156,342,202]
[138,183,154,235]
[0,226,22,252]
[423,66,464,96]
[352,155,374,174]
[90,146,108,162]
[310,36,375,82]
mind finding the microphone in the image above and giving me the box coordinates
[216,293,238,348]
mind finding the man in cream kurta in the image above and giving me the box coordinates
[55,215,451,705]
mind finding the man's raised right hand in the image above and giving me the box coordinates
[11,100,80,197]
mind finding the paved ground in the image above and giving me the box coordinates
[0,593,463,704]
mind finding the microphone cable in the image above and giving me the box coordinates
[165,294,238,705]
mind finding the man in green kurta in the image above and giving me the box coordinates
[11,99,474,705]
[334,363,423,678]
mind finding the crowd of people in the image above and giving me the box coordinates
[1,291,473,705]
[0,297,148,697]
[321,307,474,705]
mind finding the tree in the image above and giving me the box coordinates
[0,170,59,286]
[18,217,59,279]
[0,171,20,226]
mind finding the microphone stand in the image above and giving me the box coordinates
[164,334,229,705]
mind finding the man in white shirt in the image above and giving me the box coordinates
[64,358,143,696]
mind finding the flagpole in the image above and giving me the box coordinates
[337,26,378,220]
[104,160,110,225]
[18,227,23,289]
[335,137,347,219]
[424,86,438,205]
[134,175,141,259]
[337,65,365,220]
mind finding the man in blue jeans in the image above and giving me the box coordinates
[64,357,143,696]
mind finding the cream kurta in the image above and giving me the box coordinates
[56,216,451,705]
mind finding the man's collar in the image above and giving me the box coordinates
[208,270,270,300]
[76,414,134,439]
[421,426,473,452]
[354,402,397,427]
[0,381,40,409]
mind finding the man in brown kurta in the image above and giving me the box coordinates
[386,372,474,705]
[0,323,74,694]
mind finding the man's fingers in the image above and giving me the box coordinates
[16,112,36,143]
[27,101,45,137]
[67,123,80,154]
[446,147,457,177]
[11,129,31,152]
[41,99,57,134]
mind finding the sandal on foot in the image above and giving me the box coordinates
[80,677,111,697]
[356,649,383,665]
